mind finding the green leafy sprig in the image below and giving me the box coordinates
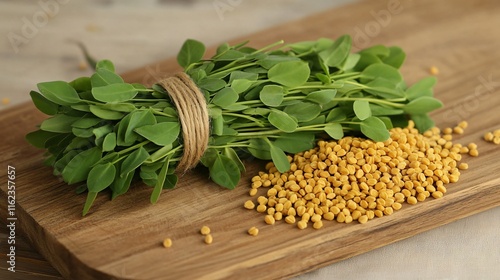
[26,35,442,215]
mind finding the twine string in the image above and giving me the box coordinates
[158,72,209,174]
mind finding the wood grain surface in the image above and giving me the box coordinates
[1,0,500,279]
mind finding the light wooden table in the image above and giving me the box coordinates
[1,0,499,279]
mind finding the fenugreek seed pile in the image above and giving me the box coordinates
[246,121,476,228]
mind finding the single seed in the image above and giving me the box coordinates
[256,204,267,213]
[200,226,210,235]
[285,215,296,224]
[162,238,172,248]
[458,163,469,170]
[313,220,323,229]
[249,188,258,196]
[244,200,255,210]
[248,227,259,236]
[297,220,308,229]
[469,149,479,157]
[429,66,439,75]
[265,215,276,225]
[204,234,213,245]
[358,215,369,224]
[407,196,418,205]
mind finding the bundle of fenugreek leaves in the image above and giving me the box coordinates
[26,35,442,215]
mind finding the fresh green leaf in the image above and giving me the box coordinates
[326,107,347,122]
[198,78,226,91]
[360,63,403,85]
[268,109,298,132]
[92,83,138,103]
[274,132,315,153]
[40,115,81,133]
[353,100,371,120]
[151,159,169,203]
[324,123,344,139]
[89,105,125,120]
[30,91,59,115]
[406,77,437,100]
[411,113,435,133]
[403,96,443,114]
[135,122,180,146]
[306,89,337,104]
[210,154,240,189]
[212,87,238,108]
[382,47,406,69]
[95,60,115,72]
[360,116,390,142]
[319,34,352,67]
[90,68,124,87]
[87,163,116,192]
[37,81,81,105]
[102,132,116,152]
[223,147,245,173]
[123,110,156,145]
[120,147,149,177]
[284,102,321,122]
[93,124,113,139]
[260,85,284,107]
[25,130,60,148]
[82,192,98,216]
[269,142,290,172]
[231,79,254,94]
[61,147,102,184]
[69,77,92,92]
[177,39,206,68]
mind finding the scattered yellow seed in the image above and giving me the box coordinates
[249,188,258,196]
[256,204,267,213]
[458,121,468,129]
[432,191,444,199]
[244,200,255,210]
[204,234,213,245]
[429,66,439,75]
[484,132,494,142]
[407,196,418,205]
[453,126,464,135]
[458,163,469,170]
[358,215,369,224]
[264,215,276,225]
[469,149,479,157]
[78,61,88,70]
[484,130,500,145]
[297,220,308,230]
[200,226,210,235]
[162,238,172,248]
[442,127,453,135]
[2,98,10,105]
[247,227,259,236]
[285,215,296,224]
[313,220,323,229]
[467,143,478,150]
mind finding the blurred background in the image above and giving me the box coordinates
[0,0,354,108]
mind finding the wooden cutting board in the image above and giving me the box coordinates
[1,0,500,279]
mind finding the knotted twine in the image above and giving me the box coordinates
[158,72,209,174]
